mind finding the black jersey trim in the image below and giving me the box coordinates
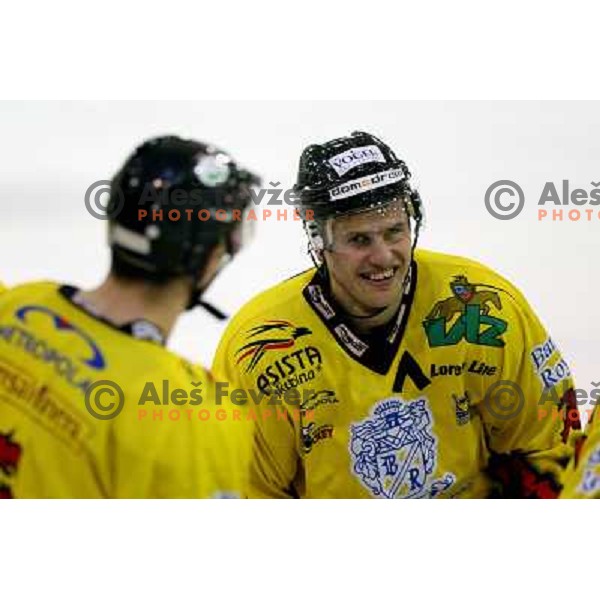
[58,285,167,346]
[301,262,417,374]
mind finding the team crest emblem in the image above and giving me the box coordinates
[349,398,455,498]
[236,320,312,372]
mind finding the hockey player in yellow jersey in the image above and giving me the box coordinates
[213,131,580,499]
[561,408,600,498]
[0,135,259,498]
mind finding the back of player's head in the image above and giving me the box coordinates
[107,135,260,290]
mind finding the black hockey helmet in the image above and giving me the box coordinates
[293,131,423,261]
[106,135,260,309]
[295,131,423,223]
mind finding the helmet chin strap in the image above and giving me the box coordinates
[185,246,234,319]
[186,281,228,320]
[197,299,228,320]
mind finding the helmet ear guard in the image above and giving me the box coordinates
[303,218,331,266]
[406,188,425,227]
[304,219,324,252]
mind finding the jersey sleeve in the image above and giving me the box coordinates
[480,283,580,497]
[213,318,301,498]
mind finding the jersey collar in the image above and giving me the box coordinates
[302,261,417,374]
[59,285,167,346]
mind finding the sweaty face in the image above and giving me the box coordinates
[323,199,412,317]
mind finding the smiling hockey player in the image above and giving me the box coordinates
[213,131,580,498]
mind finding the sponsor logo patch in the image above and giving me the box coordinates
[327,145,386,176]
[255,346,323,396]
[430,360,498,378]
[0,307,106,393]
[530,337,571,390]
[453,392,472,425]
[302,422,334,453]
[15,306,105,369]
[300,389,339,413]
[0,357,94,452]
[329,168,405,201]
[334,324,368,357]
[423,275,507,348]
[306,284,336,320]
[236,320,312,373]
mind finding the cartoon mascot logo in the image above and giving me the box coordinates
[423,275,508,348]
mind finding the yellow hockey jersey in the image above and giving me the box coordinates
[213,249,579,498]
[561,408,600,498]
[0,281,249,498]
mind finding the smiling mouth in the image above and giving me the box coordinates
[360,267,399,283]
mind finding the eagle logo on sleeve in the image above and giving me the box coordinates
[235,320,312,372]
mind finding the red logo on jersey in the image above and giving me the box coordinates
[559,387,582,443]
[236,320,312,372]
[0,432,22,477]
